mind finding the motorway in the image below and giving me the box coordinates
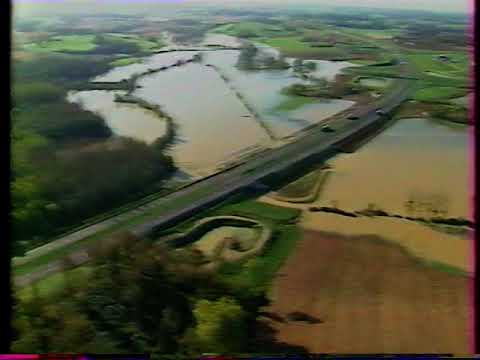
[13,77,414,287]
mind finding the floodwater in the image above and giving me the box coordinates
[301,212,471,272]
[74,38,359,178]
[202,50,355,138]
[92,51,201,83]
[317,118,470,219]
[133,61,271,177]
[67,90,167,144]
[288,99,355,126]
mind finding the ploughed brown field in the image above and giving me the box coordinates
[257,230,471,354]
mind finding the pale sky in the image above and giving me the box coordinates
[14,0,470,15]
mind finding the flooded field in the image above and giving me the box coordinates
[133,61,271,177]
[318,118,470,219]
[72,37,358,177]
[203,50,355,137]
[67,90,168,144]
[256,115,472,353]
[92,51,201,83]
[301,212,472,272]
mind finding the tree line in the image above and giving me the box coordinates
[12,233,296,357]
[11,53,176,254]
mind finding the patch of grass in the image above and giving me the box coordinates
[217,225,301,294]
[211,22,291,38]
[421,259,469,277]
[105,34,164,52]
[406,52,468,80]
[413,86,466,102]
[23,35,97,53]
[257,36,348,59]
[110,57,142,67]
[274,95,317,112]
[215,200,301,223]
[276,170,320,198]
[347,65,407,79]
[349,59,378,66]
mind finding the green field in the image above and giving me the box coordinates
[106,34,163,52]
[406,52,468,79]
[344,28,404,40]
[413,86,466,102]
[274,95,317,112]
[276,170,321,198]
[110,57,142,67]
[218,225,301,295]
[257,36,347,58]
[211,22,292,38]
[23,35,97,52]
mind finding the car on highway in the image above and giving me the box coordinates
[321,125,335,133]
[376,109,386,116]
[347,115,360,120]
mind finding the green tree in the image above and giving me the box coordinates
[184,297,247,354]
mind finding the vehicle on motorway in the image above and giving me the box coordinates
[376,109,386,116]
[347,115,360,120]
[321,125,335,133]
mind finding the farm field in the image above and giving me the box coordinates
[23,35,97,52]
[110,57,142,67]
[259,230,471,353]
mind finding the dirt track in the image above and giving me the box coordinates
[258,230,472,354]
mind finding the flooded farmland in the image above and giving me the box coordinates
[133,61,271,177]
[259,116,471,274]
[92,51,202,83]
[67,90,168,144]
[318,117,470,219]
[70,36,358,178]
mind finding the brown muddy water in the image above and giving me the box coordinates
[71,38,359,178]
[133,61,271,177]
[318,117,470,220]
[67,90,168,144]
[92,51,201,83]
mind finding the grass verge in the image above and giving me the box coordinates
[217,225,302,295]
